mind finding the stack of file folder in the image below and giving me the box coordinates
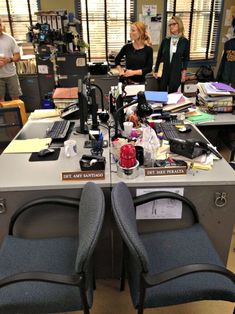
[197,82,234,113]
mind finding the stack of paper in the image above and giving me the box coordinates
[53,88,78,109]
[3,138,52,154]
[197,82,233,113]
[162,93,193,113]
[29,109,61,120]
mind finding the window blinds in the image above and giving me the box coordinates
[166,0,222,61]
[79,0,135,62]
[0,0,38,42]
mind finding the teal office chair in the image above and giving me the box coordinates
[111,182,235,314]
[0,182,105,314]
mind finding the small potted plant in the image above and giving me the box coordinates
[78,39,89,52]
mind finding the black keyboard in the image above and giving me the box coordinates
[155,122,179,140]
[154,122,208,143]
[47,120,71,140]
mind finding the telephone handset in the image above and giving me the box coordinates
[61,102,80,120]
[169,138,222,159]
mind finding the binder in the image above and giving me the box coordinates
[157,62,164,78]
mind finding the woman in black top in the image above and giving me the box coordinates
[154,16,189,93]
[115,21,153,84]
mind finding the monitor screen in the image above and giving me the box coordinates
[76,81,89,134]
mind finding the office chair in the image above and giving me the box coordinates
[0,107,23,152]
[0,182,105,314]
[111,182,235,314]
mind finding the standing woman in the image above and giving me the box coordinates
[154,16,189,93]
[115,21,153,84]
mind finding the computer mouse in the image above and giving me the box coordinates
[178,126,192,133]
[38,148,55,157]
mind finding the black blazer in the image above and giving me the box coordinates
[154,36,190,93]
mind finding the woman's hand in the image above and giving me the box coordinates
[123,69,142,77]
[153,72,158,79]
[116,65,125,76]
[181,69,186,82]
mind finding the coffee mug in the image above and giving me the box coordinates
[123,121,133,138]
[64,139,77,157]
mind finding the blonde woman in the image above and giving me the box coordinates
[154,16,189,93]
[115,21,153,84]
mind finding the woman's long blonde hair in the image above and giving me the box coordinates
[170,16,185,37]
[132,21,152,46]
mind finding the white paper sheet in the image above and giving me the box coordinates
[136,188,184,220]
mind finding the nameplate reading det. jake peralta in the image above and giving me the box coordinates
[145,166,187,177]
[62,170,105,181]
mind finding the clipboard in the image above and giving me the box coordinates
[157,62,164,78]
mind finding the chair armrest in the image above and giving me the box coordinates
[0,271,82,288]
[142,263,235,288]
[9,196,80,235]
[133,191,199,223]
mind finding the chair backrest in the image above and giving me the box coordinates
[111,182,149,273]
[75,182,105,274]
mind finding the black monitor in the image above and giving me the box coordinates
[76,79,89,134]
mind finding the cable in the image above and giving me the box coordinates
[91,83,104,111]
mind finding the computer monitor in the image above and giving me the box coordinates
[76,80,89,134]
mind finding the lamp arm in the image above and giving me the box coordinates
[113,97,138,139]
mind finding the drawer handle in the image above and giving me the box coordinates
[215,192,227,208]
[0,199,6,214]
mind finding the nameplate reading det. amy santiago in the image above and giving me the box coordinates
[145,166,187,177]
[62,170,105,181]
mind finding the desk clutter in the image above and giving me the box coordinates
[111,122,221,178]
[110,83,225,178]
[2,79,233,181]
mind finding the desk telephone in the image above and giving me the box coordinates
[169,138,222,159]
[61,102,80,120]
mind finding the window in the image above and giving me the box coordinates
[0,0,39,42]
[166,0,223,63]
[77,0,135,62]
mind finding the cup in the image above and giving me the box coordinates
[64,139,77,157]
[123,121,133,138]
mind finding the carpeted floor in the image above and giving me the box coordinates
[63,229,235,314]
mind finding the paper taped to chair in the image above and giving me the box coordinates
[136,188,184,219]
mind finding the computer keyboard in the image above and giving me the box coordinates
[155,122,179,140]
[47,120,71,140]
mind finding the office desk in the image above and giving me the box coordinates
[0,119,112,277]
[111,150,235,268]
[0,117,235,277]
[195,112,235,126]
[194,113,235,156]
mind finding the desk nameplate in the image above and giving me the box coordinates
[62,170,105,181]
[145,166,187,176]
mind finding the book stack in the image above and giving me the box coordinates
[52,87,78,109]
[197,82,234,113]
[162,93,194,113]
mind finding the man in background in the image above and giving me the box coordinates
[0,18,21,101]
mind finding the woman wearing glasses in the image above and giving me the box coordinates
[153,16,189,93]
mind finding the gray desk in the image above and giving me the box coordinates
[0,119,112,277]
[194,112,235,126]
[110,132,235,267]
[194,113,235,155]
[0,118,235,278]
